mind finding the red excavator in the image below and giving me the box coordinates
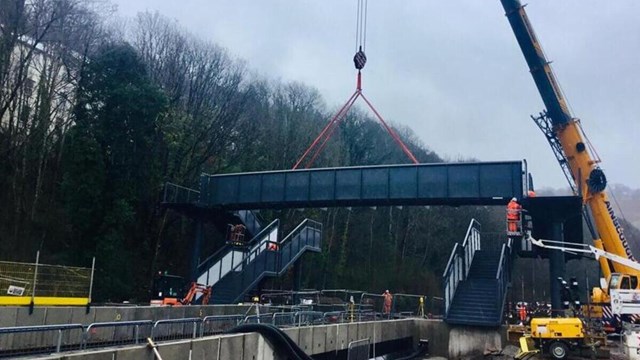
[151,273,212,306]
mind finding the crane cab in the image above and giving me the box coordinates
[607,273,639,292]
[592,273,639,303]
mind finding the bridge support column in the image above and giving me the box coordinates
[549,221,565,317]
[293,261,302,305]
[191,220,204,282]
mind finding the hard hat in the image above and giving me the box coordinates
[385,290,389,293]
[511,197,517,202]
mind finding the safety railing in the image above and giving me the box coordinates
[393,294,428,318]
[272,312,296,327]
[360,292,387,318]
[243,313,275,325]
[293,311,325,327]
[319,289,365,305]
[260,290,321,306]
[495,238,514,325]
[323,311,346,324]
[197,219,280,287]
[0,306,426,357]
[201,315,243,336]
[442,219,481,315]
[430,296,445,319]
[0,324,84,357]
[83,320,153,349]
[151,318,201,342]
[163,182,200,204]
[347,338,371,360]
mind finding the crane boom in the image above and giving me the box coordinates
[499,0,638,278]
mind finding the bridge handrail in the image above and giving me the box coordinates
[163,182,200,204]
[442,219,481,315]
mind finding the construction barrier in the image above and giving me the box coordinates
[0,254,94,306]
[347,338,370,360]
[83,320,152,349]
[0,324,84,358]
[200,315,243,336]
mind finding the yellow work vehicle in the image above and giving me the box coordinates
[518,318,608,360]
[527,318,583,359]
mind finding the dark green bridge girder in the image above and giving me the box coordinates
[189,161,526,210]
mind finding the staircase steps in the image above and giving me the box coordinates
[445,249,504,326]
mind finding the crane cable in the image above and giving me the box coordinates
[354,0,368,71]
[355,0,368,52]
[292,0,420,169]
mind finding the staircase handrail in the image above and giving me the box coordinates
[495,238,513,322]
[219,219,322,303]
[163,182,200,204]
[442,219,481,315]
[278,219,322,246]
[225,218,321,277]
[197,219,280,272]
[277,219,322,272]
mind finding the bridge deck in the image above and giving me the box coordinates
[193,161,525,210]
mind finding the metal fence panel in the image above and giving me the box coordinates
[294,311,324,327]
[151,318,201,342]
[0,324,83,358]
[201,315,243,336]
[84,321,152,349]
[0,260,91,302]
[243,313,274,325]
[347,338,370,360]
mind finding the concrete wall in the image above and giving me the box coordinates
[414,319,509,359]
[1,305,260,327]
[35,319,416,360]
[8,316,509,360]
[37,332,278,360]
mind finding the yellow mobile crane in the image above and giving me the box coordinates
[499,0,640,313]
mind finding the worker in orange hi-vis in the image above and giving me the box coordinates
[382,290,393,315]
[506,197,522,233]
[518,304,527,325]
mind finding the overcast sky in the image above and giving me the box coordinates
[111,1,640,190]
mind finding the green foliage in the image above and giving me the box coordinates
[62,42,167,300]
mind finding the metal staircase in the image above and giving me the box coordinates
[196,219,279,289]
[210,219,322,304]
[443,219,513,327]
[162,182,323,304]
